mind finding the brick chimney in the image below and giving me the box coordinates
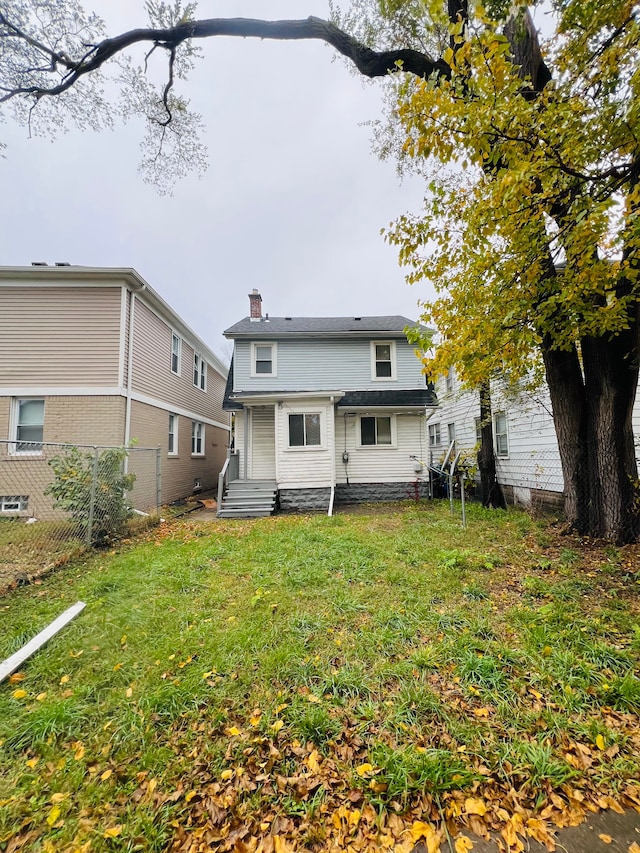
[249,289,262,320]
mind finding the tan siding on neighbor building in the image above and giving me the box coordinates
[0,287,122,387]
[129,400,227,503]
[130,298,227,425]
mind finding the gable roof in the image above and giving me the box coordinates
[224,315,418,338]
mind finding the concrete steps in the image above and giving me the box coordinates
[217,480,277,518]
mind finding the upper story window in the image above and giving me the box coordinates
[193,353,207,391]
[171,333,182,375]
[12,398,45,455]
[371,341,396,380]
[288,413,321,448]
[445,367,455,393]
[251,342,277,377]
[494,412,509,457]
[360,415,393,447]
[428,422,441,447]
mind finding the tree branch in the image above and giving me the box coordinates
[0,16,453,106]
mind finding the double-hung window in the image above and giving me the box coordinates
[13,398,44,454]
[371,341,395,380]
[494,412,509,457]
[193,353,206,391]
[428,422,441,447]
[168,414,178,455]
[288,413,321,448]
[360,415,393,446]
[447,422,456,446]
[445,367,455,393]
[191,421,205,455]
[252,342,276,376]
[171,333,182,375]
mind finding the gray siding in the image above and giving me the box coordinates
[234,338,425,392]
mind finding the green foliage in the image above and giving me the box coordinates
[45,446,136,545]
[384,0,640,388]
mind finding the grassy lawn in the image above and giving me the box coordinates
[0,518,86,592]
[0,503,639,852]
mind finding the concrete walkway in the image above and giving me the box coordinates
[411,808,639,853]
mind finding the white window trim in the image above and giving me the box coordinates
[445,366,455,393]
[286,411,325,451]
[9,398,45,456]
[447,422,456,445]
[193,352,207,392]
[357,414,397,449]
[429,422,441,447]
[191,421,205,456]
[370,340,397,381]
[168,413,178,456]
[250,341,278,378]
[171,332,182,376]
[0,495,29,513]
[494,411,509,458]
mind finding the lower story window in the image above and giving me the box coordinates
[168,413,178,455]
[428,422,441,447]
[13,398,44,453]
[360,415,392,446]
[494,412,508,457]
[288,413,321,447]
[0,495,28,512]
[191,421,205,455]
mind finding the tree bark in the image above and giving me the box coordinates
[581,323,640,541]
[541,342,590,533]
[477,380,506,509]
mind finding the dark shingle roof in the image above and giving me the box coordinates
[224,315,418,337]
[337,389,436,408]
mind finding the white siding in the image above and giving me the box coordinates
[251,407,276,479]
[234,338,425,392]
[335,410,427,484]
[434,376,564,496]
[275,399,334,488]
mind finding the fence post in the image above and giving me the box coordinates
[156,448,162,511]
[86,447,100,547]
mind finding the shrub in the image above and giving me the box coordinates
[45,446,136,545]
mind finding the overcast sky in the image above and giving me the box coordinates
[0,1,434,361]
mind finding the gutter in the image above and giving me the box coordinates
[124,280,145,450]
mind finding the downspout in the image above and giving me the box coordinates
[124,290,136,451]
[243,407,249,479]
[328,396,336,516]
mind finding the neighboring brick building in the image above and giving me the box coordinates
[0,265,230,514]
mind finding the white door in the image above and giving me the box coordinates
[251,407,276,480]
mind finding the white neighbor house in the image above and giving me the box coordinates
[430,368,640,509]
[219,290,436,516]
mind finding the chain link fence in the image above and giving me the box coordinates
[0,441,160,590]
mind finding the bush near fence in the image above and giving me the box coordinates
[0,441,160,589]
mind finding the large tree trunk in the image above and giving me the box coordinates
[542,342,590,533]
[477,380,506,509]
[543,327,640,543]
[581,325,640,542]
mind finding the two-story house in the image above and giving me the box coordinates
[0,264,230,515]
[219,290,436,516]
